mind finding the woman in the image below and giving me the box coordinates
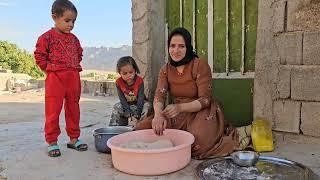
[136,27,250,159]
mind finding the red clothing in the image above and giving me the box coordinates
[34,28,83,143]
[45,71,81,143]
[115,76,144,103]
[136,59,238,159]
[115,75,145,118]
[34,28,83,72]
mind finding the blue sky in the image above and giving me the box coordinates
[0,0,132,52]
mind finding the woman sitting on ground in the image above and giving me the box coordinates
[135,27,250,159]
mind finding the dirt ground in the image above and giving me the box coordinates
[293,0,320,31]
[0,89,319,180]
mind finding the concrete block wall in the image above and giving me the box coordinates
[255,0,320,137]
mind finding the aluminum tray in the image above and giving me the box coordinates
[196,156,319,180]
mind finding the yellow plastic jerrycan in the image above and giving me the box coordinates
[251,119,274,152]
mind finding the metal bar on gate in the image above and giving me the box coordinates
[241,0,246,74]
[208,0,214,72]
[225,0,229,75]
[180,0,183,27]
[192,0,196,48]
[165,23,169,62]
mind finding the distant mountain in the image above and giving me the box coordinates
[81,45,132,71]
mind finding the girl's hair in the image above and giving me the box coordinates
[52,0,77,17]
[116,56,140,74]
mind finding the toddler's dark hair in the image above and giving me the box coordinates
[52,0,77,17]
[116,56,140,74]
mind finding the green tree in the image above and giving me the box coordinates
[107,73,117,80]
[0,41,44,78]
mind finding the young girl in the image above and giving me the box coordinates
[109,56,149,127]
[34,0,87,157]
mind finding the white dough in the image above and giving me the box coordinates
[120,139,174,150]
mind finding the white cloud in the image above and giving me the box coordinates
[0,0,12,7]
[0,2,9,6]
[0,22,32,51]
[0,24,24,37]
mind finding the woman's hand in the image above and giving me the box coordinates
[152,115,167,136]
[162,104,181,118]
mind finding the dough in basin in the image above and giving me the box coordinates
[120,139,174,150]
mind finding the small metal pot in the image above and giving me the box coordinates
[231,151,260,167]
[93,126,133,153]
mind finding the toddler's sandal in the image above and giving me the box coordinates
[48,144,61,157]
[67,140,88,151]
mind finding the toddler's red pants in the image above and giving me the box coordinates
[44,70,81,143]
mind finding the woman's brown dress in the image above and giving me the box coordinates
[136,59,239,159]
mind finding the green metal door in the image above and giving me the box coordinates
[166,0,258,126]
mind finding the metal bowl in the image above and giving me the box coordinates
[231,151,259,167]
[196,156,319,180]
[93,126,133,153]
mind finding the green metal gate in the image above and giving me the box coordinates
[166,0,258,126]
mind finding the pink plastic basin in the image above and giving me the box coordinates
[107,129,195,175]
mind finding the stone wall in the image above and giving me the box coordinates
[131,0,166,102]
[255,0,320,137]
[81,80,116,96]
[0,72,32,91]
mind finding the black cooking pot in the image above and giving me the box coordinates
[93,126,133,153]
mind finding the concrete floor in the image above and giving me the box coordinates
[0,89,319,180]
